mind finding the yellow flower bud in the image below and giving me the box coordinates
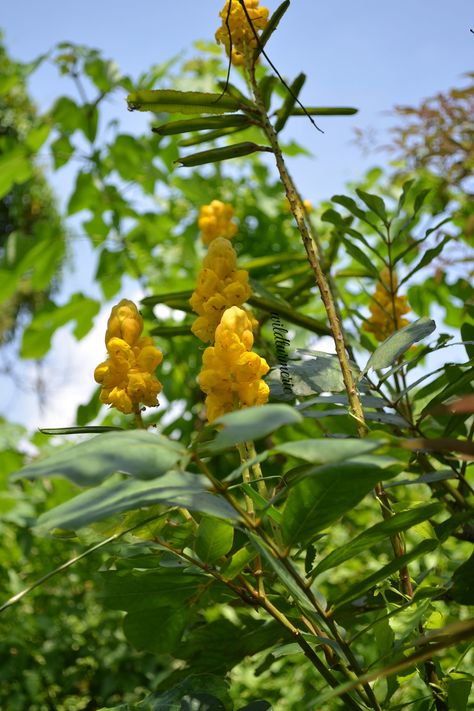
[198,200,238,244]
[105,299,143,346]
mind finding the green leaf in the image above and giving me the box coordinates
[100,569,205,612]
[206,405,302,452]
[400,234,452,286]
[80,103,99,142]
[76,387,102,427]
[51,96,83,133]
[274,72,306,133]
[332,539,438,610]
[396,179,415,212]
[282,462,396,546]
[267,351,359,396]
[133,675,230,711]
[447,677,472,711]
[123,607,188,655]
[364,317,436,372]
[195,516,234,563]
[152,114,251,136]
[84,56,121,93]
[290,107,358,116]
[450,551,474,604]
[355,189,388,223]
[36,472,239,530]
[258,75,277,111]
[51,134,74,168]
[176,142,269,167]
[332,194,381,233]
[413,187,432,214]
[332,194,372,222]
[461,323,474,360]
[341,236,380,276]
[255,1,290,57]
[67,170,101,214]
[25,123,51,151]
[127,89,241,114]
[0,148,33,199]
[96,248,123,298]
[313,502,443,575]
[20,293,100,358]
[11,430,188,486]
[220,546,257,581]
[275,438,383,464]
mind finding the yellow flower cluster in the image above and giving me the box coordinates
[198,200,238,245]
[190,200,252,342]
[199,306,270,423]
[94,299,163,414]
[215,0,269,67]
[364,267,410,342]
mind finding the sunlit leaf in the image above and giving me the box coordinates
[36,472,239,530]
[314,502,442,575]
[275,438,382,464]
[282,462,398,546]
[195,516,234,563]
[11,430,188,485]
[332,539,438,610]
[205,405,302,452]
[364,317,436,372]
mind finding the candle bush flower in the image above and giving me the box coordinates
[215,0,269,67]
[198,199,238,245]
[94,299,163,414]
[198,305,270,422]
[364,267,410,342]
[190,202,251,342]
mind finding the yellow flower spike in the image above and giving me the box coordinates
[215,0,269,67]
[95,299,163,415]
[190,232,251,343]
[364,268,410,342]
[198,306,269,423]
[198,200,238,244]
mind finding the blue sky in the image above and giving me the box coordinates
[1,0,473,428]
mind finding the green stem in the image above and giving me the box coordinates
[237,576,366,711]
[133,404,146,429]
